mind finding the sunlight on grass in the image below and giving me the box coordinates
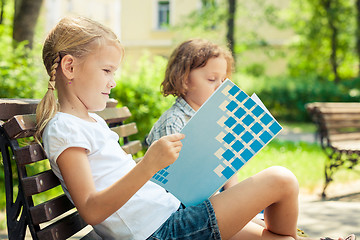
[236,140,360,194]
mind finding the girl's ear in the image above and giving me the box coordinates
[61,55,75,79]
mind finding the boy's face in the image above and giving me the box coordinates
[184,56,227,111]
[71,43,122,112]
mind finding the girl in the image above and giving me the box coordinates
[146,39,239,190]
[36,16,355,240]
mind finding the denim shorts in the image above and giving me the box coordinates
[147,199,221,240]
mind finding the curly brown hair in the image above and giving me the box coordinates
[161,39,234,97]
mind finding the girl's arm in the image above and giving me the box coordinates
[57,133,184,225]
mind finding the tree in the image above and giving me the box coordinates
[288,0,355,82]
[321,0,340,83]
[356,0,360,76]
[226,0,236,58]
[0,0,5,24]
[13,0,43,48]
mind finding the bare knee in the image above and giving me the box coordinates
[263,166,299,198]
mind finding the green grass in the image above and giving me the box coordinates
[236,139,360,194]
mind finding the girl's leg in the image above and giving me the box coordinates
[230,221,295,240]
[210,166,299,240]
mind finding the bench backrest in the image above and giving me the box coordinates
[306,102,360,149]
[0,99,142,240]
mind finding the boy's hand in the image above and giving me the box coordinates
[143,133,185,174]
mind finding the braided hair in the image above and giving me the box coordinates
[35,16,123,143]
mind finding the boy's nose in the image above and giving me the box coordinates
[215,80,222,89]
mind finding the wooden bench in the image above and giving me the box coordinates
[306,102,360,197]
[0,98,142,239]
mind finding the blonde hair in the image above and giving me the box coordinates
[161,39,234,97]
[35,16,123,143]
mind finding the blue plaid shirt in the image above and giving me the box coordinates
[146,97,195,146]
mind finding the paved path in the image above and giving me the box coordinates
[298,190,360,238]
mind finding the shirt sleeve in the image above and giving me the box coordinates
[146,114,185,146]
[43,119,91,164]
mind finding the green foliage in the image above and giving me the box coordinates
[0,1,43,99]
[111,54,175,144]
[288,0,356,80]
[246,75,360,121]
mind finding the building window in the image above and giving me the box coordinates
[157,1,170,29]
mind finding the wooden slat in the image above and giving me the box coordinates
[324,122,360,130]
[30,194,75,225]
[307,102,360,109]
[0,98,118,121]
[323,114,360,122]
[37,211,87,240]
[96,106,131,124]
[122,140,142,155]
[3,114,36,139]
[332,140,360,151]
[22,170,60,196]
[319,108,360,114]
[329,132,360,142]
[0,98,39,121]
[14,144,47,166]
[111,122,138,138]
[105,98,118,108]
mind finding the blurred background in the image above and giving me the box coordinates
[1,0,360,232]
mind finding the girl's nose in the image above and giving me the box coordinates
[108,78,116,89]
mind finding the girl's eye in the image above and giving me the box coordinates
[208,79,215,82]
[103,69,111,73]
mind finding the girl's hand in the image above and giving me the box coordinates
[143,133,185,174]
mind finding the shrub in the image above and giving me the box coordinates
[111,54,175,145]
[244,75,360,121]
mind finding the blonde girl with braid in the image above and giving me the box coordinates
[36,16,356,240]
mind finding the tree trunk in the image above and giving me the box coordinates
[322,0,340,83]
[226,0,236,59]
[0,0,5,24]
[12,0,43,48]
[356,0,360,76]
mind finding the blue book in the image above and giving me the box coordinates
[150,79,282,206]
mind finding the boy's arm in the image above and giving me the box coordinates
[57,133,184,225]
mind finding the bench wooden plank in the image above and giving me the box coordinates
[0,99,39,121]
[332,140,360,151]
[30,194,74,225]
[111,122,138,138]
[122,140,142,155]
[36,211,87,240]
[15,144,47,166]
[96,106,131,124]
[22,170,61,196]
[3,114,36,139]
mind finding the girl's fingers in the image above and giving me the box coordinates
[165,133,185,142]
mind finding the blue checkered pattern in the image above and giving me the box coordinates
[152,166,170,184]
[215,84,282,179]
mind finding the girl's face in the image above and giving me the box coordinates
[184,56,227,111]
[72,43,122,112]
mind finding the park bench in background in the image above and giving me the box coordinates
[0,98,142,240]
[306,102,360,198]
